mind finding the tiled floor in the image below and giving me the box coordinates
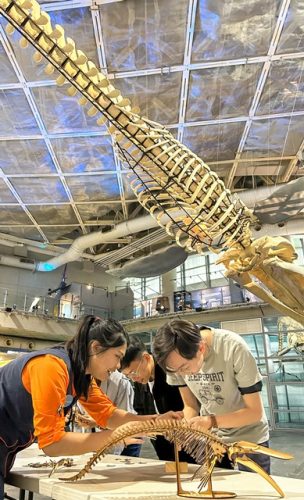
[4,430,304,499]
[269,431,304,478]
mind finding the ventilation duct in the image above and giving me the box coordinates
[36,212,304,273]
[0,255,35,270]
[236,185,282,207]
[251,219,304,239]
[0,234,66,257]
[1,218,303,272]
[36,214,159,272]
[2,184,300,273]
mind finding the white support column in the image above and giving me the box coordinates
[161,268,177,313]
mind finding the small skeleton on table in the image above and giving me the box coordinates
[27,458,74,477]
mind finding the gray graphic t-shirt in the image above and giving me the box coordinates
[167,328,269,444]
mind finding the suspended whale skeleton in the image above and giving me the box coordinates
[1,0,304,325]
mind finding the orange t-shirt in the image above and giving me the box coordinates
[21,354,116,449]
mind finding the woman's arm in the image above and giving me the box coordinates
[106,407,183,428]
[44,407,180,455]
[43,428,114,456]
[106,408,156,428]
[43,425,143,457]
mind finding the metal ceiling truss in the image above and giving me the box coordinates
[0,0,303,259]
[40,1,126,13]
[280,137,304,183]
[91,0,128,221]
[0,49,303,85]
[0,26,48,240]
[177,0,197,143]
[0,22,88,242]
[225,0,291,189]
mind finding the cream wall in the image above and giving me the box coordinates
[0,260,133,319]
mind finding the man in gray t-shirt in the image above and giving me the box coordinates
[153,319,270,473]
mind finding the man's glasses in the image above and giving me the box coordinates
[125,356,144,380]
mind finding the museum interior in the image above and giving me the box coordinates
[0,0,303,499]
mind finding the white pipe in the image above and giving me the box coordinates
[2,182,296,273]
[0,255,35,271]
[251,219,304,239]
[0,231,65,252]
[0,239,15,248]
[36,214,159,271]
[0,238,61,257]
[0,234,99,260]
[236,185,280,207]
[35,198,304,271]
[1,216,303,273]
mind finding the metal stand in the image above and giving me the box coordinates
[173,439,236,499]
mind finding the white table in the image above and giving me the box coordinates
[6,446,304,500]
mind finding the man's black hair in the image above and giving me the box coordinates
[153,319,210,371]
[121,335,149,370]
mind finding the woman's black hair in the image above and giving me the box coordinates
[153,319,204,371]
[66,315,129,398]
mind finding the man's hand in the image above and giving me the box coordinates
[189,415,211,430]
[156,410,184,421]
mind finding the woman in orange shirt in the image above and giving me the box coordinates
[0,315,179,498]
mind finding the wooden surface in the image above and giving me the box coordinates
[6,445,304,500]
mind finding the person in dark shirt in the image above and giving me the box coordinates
[121,336,195,463]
